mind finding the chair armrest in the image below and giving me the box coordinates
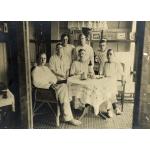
[56,80,67,84]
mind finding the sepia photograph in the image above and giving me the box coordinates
[0,21,149,129]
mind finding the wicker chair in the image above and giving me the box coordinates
[32,86,61,127]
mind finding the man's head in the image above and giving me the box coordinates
[78,49,86,62]
[61,33,69,46]
[56,43,64,57]
[107,49,115,63]
[79,33,86,46]
[39,52,47,66]
[99,39,107,52]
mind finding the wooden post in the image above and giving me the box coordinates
[17,22,33,128]
[132,22,145,128]
[137,22,150,128]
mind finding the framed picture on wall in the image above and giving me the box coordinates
[91,32,100,40]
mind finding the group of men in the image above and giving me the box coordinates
[32,33,124,126]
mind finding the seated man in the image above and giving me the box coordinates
[70,49,94,77]
[49,43,70,81]
[103,49,124,116]
[32,52,81,126]
[70,49,94,109]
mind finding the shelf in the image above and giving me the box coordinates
[91,39,135,43]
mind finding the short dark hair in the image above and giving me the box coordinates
[78,48,86,54]
[107,49,114,57]
[61,33,70,44]
[56,42,63,48]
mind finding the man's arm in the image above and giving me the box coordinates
[70,61,76,76]
[51,69,66,79]
[49,56,66,79]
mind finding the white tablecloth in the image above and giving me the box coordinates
[67,76,117,115]
[0,89,15,112]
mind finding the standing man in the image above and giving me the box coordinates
[95,39,108,75]
[32,52,81,126]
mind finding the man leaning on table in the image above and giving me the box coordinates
[70,48,94,77]
[32,51,81,126]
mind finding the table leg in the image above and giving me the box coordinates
[99,112,107,120]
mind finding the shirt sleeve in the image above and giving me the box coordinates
[48,68,57,83]
[32,68,51,89]
[70,61,76,76]
[49,56,55,71]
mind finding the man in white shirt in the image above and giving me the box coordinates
[49,43,70,81]
[70,49,88,76]
[70,48,94,77]
[32,52,81,126]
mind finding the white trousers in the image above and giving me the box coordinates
[54,84,73,121]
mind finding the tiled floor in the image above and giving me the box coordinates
[34,103,134,129]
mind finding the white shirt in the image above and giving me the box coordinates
[70,61,88,76]
[103,62,124,80]
[32,65,57,89]
[49,54,69,81]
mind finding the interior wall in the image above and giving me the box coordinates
[29,22,51,65]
